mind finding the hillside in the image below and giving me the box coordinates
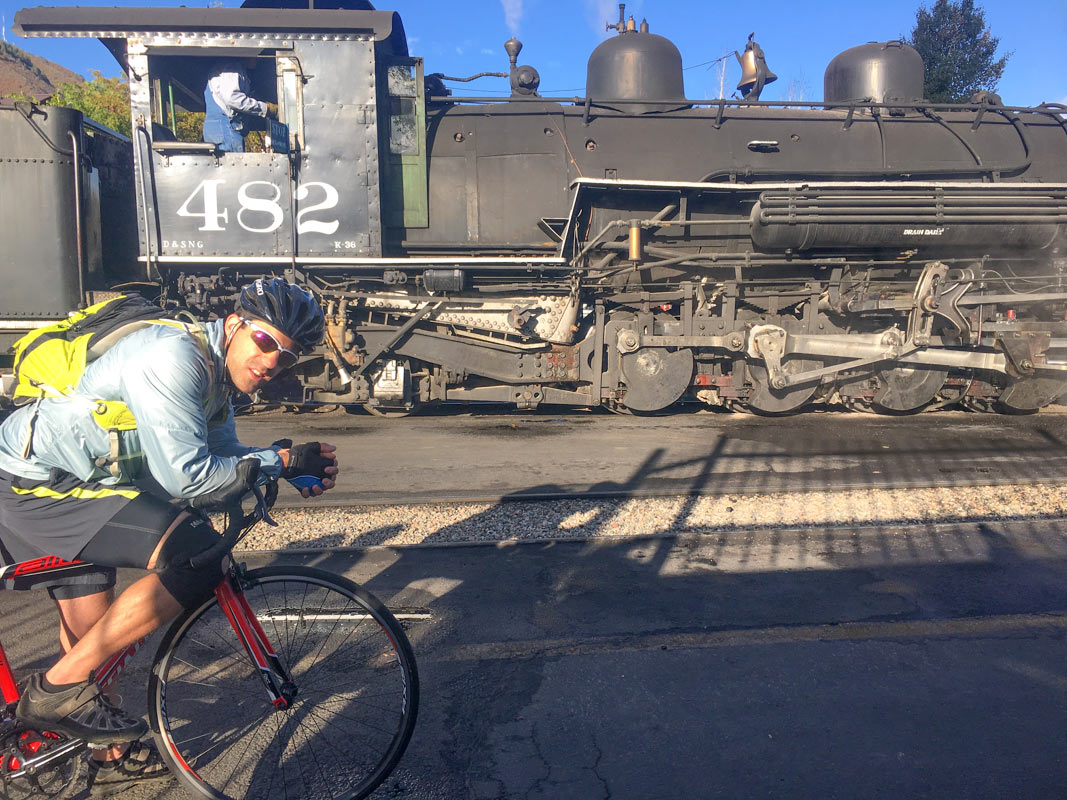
[0,40,83,101]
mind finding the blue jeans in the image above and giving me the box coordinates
[202,111,244,153]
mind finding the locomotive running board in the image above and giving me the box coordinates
[633,330,1067,390]
[138,255,570,268]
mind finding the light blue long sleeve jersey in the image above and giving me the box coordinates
[0,318,283,497]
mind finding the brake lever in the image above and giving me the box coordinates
[252,482,279,527]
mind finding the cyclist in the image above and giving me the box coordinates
[0,278,338,792]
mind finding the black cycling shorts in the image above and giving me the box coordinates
[0,468,184,599]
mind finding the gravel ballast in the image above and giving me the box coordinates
[237,482,1067,551]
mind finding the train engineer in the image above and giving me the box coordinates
[203,57,278,152]
[0,278,338,790]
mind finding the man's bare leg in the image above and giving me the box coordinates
[56,589,113,654]
[45,509,196,686]
[55,590,127,762]
[45,574,182,686]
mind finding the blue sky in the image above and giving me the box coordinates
[2,0,1064,107]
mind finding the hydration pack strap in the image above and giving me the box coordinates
[21,317,221,478]
[94,429,122,479]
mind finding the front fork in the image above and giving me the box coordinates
[214,566,296,709]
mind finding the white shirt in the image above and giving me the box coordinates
[207,61,268,119]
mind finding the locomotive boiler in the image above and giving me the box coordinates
[3,2,1067,416]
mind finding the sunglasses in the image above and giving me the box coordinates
[242,318,300,369]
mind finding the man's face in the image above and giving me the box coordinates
[224,313,299,394]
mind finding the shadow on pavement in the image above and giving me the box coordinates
[257,442,1067,798]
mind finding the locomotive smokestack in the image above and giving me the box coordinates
[505,36,540,96]
[504,36,522,70]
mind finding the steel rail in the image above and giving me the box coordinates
[267,469,1067,509]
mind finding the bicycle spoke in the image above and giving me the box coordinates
[296,687,402,701]
[300,644,403,691]
[291,705,340,800]
[270,580,313,668]
[292,706,367,765]
[176,715,261,756]
[266,711,289,800]
[153,568,417,800]
[298,700,401,738]
[169,677,262,699]
[311,696,405,721]
[217,710,273,796]
[295,615,387,687]
[190,617,256,663]
[174,648,247,678]
[285,586,337,674]
[312,689,407,711]
[301,701,401,752]
[264,583,292,675]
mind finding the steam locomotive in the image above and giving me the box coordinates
[3,1,1066,416]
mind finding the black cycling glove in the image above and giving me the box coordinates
[189,459,261,511]
[280,441,334,480]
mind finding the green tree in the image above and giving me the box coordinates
[908,0,1011,103]
[47,71,130,135]
[175,110,205,143]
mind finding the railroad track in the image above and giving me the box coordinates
[270,459,1067,508]
[240,407,1067,508]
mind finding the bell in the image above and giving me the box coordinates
[735,33,777,100]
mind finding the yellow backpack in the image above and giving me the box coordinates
[11,294,214,476]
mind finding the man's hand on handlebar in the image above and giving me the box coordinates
[274,441,340,499]
[188,459,262,512]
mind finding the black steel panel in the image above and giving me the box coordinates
[297,39,381,255]
[14,7,405,47]
[151,153,291,257]
[477,154,566,244]
[0,106,83,317]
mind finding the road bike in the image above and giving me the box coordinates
[0,477,419,800]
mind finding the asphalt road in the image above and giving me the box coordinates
[235,407,1067,504]
[5,516,1067,800]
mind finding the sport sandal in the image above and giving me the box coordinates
[15,673,147,747]
[87,738,172,796]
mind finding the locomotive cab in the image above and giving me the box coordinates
[15,5,423,274]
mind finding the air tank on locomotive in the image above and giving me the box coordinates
[749,40,1067,256]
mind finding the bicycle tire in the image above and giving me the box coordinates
[147,565,418,800]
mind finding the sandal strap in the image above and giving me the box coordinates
[124,741,154,765]
[94,738,168,777]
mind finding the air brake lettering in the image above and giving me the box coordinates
[902,228,946,236]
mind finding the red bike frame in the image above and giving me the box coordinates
[0,556,291,711]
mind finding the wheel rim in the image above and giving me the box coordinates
[151,569,418,800]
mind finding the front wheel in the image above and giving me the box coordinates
[148,566,419,800]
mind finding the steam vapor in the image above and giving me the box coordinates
[587,0,622,38]
[501,0,523,35]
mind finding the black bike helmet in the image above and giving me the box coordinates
[235,278,325,351]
